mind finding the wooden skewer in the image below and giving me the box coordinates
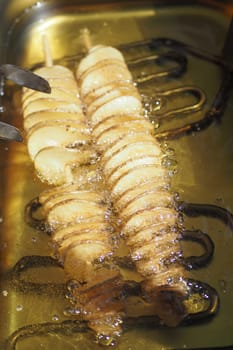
[42,34,53,67]
[80,28,93,52]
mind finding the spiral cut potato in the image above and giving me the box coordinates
[38,183,124,341]
[22,65,94,185]
[22,61,125,343]
[76,44,188,326]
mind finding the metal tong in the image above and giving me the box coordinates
[0,64,51,142]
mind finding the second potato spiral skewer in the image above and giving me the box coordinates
[76,42,188,326]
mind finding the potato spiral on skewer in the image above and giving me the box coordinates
[22,65,95,186]
[22,44,125,344]
[38,182,124,341]
[76,43,188,326]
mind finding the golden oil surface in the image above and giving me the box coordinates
[0,1,233,349]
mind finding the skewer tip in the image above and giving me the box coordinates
[42,33,53,67]
[80,28,92,52]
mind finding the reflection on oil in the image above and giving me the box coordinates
[0,1,233,350]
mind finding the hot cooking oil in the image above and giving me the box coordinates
[0,1,233,349]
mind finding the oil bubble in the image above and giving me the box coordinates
[215,196,223,204]
[162,156,177,168]
[219,279,227,293]
[165,147,175,157]
[52,315,59,321]
[31,236,37,243]
[173,192,180,201]
[152,98,163,113]
[16,304,23,312]
[150,119,160,129]
[64,307,81,316]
